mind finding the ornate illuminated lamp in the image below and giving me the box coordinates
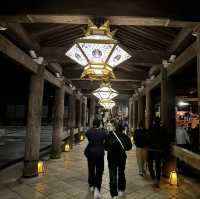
[65,20,131,80]
[99,99,116,110]
[92,82,118,100]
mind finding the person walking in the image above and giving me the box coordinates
[134,121,148,176]
[105,123,132,198]
[147,117,169,188]
[84,119,107,199]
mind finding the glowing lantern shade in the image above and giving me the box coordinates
[37,160,45,174]
[64,144,70,152]
[80,135,84,141]
[169,171,179,185]
[93,83,118,100]
[65,20,131,80]
[99,99,116,110]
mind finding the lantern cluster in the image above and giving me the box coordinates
[92,82,118,109]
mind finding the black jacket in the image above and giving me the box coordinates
[84,128,107,160]
[104,132,132,161]
[134,128,148,148]
[147,125,169,152]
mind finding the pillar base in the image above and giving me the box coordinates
[23,160,38,178]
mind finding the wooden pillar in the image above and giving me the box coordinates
[89,95,95,127]
[51,82,65,159]
[138,95,145,127]
[128,97,133,131]
[145,88,153,129]
[196,31,200,149]
[132,99,137,131]
[68,94,76,148]
[23,65,45,177]
[76,97,82,141]
[135,100,138,128]
[82,96,87,131]
[167,78,176,141]
[161,66,168,126]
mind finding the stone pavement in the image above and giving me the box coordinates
[0,140,200,199]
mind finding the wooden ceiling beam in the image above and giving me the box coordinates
[3,23,40,51]
[167,41,197,77]
[0,34,38,73]
[0,15,199,28]
[166,28,193,57]
[0,34,74,93]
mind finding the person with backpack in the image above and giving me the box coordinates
[104,122,132,198]
[84,118,107,199]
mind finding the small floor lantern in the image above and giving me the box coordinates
[64,143,70,152]
[80,134,84,141]
[169,171,179,186]
[37,160,45,175]
[130,136,134,144]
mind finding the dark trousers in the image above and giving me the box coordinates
[147,150,162,181]
[108,158,126,197]
[87,157,104,191]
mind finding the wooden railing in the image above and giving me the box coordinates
[172,145,200,171]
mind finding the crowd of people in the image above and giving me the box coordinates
[84,116,199,199]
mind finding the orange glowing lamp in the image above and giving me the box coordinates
[64,144,70,152]
[80,135,84,141]
[169,171,178,186]
[37,160,45,174]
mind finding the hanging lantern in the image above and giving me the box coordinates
[37,160,45,175]
[99,99,116,110]
[64,143,70,152]
[93,82,118,100]
[65,20,131,80]
[169,171,179,186]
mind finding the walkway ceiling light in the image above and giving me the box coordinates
[92,82,118,100]
[99,99,116,110]
[177,101,189,107]
[65,20,131,80]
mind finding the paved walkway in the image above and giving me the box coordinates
[0,140,200,199]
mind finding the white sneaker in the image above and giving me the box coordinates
[118,191,125,197]
[89,186,94,192]
[94,188,101,199]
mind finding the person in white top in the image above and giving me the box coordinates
[176,123,190,172]
[176,123,190,148]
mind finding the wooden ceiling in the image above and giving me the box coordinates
[21,23,181,99]
[0,2,198,101]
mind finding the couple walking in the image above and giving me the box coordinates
[84,119,132,199]
[134,118,169,188]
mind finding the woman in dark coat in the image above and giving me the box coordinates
[84,118,107,199]
[105,122,132,198]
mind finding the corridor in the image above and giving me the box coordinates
[0,140,200,199]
